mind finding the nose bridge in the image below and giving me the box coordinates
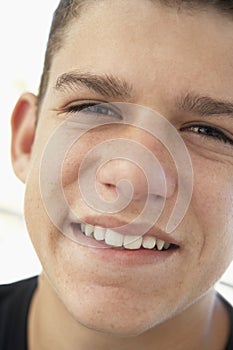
[96,125,177,200]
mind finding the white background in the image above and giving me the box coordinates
[0,1,59,283]
[0,1,232,302]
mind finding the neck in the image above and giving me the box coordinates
[28,274,230,350]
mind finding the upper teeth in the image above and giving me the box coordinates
[80,223,171,250]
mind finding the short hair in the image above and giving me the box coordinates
[37,0,233,108]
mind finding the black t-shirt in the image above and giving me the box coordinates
[0,277,233,350]
[0,277,37,350]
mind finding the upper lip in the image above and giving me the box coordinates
[70,214,180,246]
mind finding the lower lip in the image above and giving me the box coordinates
[70,224,179,267]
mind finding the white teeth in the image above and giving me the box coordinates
[156,239,165,251]
[142,236,156,250]
[123,235,142,250]
[80,224,172,251]
[105,229,124,247]
[85,224,94,237]
[164,242,171,250]
[93,226,106,241]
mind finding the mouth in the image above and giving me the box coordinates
[70,222,179,252]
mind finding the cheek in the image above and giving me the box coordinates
[24,140,67,273]
[61,142,87,187]
[60,124,133,187]
[24,166,55,257]
[191,156,233,266]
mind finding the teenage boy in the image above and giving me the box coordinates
[1,1,233,349]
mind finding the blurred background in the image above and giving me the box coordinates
[0,0,232,303]
[0,1,60,283]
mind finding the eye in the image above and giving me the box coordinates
[181,124,233,146]
[64,102,123,120]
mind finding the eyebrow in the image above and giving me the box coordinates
[178,93,233,117]
[54,72,233,118]
[54,71,134,100]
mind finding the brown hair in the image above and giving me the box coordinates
[37,0,87,107]
[37,0,233,107]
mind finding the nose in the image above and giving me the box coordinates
[96,131,177,202]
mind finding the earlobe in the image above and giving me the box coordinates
[11,93,37,183]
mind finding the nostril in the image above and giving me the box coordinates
[96,182,119,203]
[106,183,114,188]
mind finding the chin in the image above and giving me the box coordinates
[73,311,157,337]
[62,288,178,337]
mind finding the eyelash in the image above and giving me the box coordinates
[63,102,233,145]
[63,102,122,119]
[181,125,233,146]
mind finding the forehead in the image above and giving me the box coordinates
[47,0,233,107]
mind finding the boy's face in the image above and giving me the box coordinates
[13,0,233,335]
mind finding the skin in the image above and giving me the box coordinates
[11,1,233,349]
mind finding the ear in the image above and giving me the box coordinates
[11,93,37,183]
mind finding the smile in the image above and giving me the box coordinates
[71,223,179,251]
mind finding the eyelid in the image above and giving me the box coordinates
[54,99,105,112]
[180,122,233,147]
[82,101,123,118]
[181,121,233,138]
[55,101,125,127]
[58,100,122,116]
